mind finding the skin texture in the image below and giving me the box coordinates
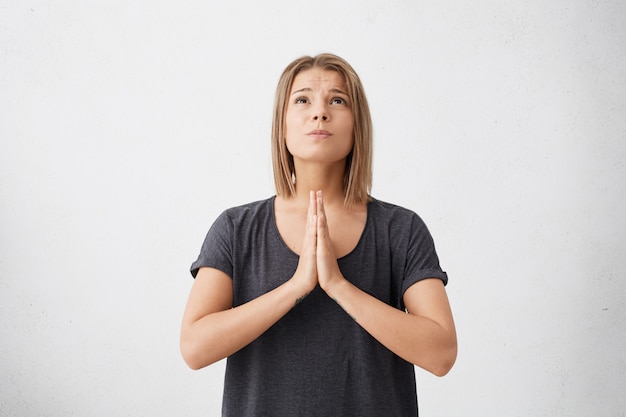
[180,68,457,376]
[285,68,354,166]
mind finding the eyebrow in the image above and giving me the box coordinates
[290,87,349,96]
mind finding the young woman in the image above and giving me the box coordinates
[181,53,457,416]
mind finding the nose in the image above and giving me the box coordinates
[312,103,329,122]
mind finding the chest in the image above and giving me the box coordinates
[275,207,367,258]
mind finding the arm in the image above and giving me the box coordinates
[180,192,319,370]
[315,192,457,376]
[323,277,457,376]
[179,266,310,370]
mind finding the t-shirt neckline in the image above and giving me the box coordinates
[269,195,372,261]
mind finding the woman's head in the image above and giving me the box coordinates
[272,53,373,206]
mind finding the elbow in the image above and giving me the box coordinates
[180,338,212,371]
[180,323,227,370]
[184,360,203,371]
[180,342,202,370]
[430,343,457,377]
[183,356,204,371]
[431,355,455,377]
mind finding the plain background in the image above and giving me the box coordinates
[1,1,625,416]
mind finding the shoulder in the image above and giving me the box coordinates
[219,197,274,221]
[208,197,275,237]
[367,197,434,240]
[223,197,274,213]
[368,197,424,224]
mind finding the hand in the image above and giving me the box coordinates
[291,191,319,296]
[315,191,345,292]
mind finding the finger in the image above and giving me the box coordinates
[306,191,317,247]
[316,190,326,224]
[309,190,316,216]
[316,193,330,243]
[304,190,313,230]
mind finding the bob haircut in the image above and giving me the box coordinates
[271,53,373,207]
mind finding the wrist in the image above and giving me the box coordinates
[321,274,349,300]
[286,275,315,304]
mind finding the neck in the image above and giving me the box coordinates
[290,159,347,207]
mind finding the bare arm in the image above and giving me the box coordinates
[323,278,457,376]
[179,267,310,370]
[180,192,319,370]
[315,192,457,376]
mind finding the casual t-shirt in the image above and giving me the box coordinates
[191,196,448,417]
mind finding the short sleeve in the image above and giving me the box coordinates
[400,213,448,296]
[190,211,234,279]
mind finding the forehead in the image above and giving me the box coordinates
[290,67,347,91]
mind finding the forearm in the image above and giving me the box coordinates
[181,279,308,370]
[324,279,457,376]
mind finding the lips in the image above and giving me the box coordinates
[307,129,332,139]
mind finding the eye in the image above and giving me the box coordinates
[331,97,347,105]
[294,96,309,104]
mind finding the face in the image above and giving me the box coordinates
[284,68,354,166]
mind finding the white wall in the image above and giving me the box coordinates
[1,1,625,416]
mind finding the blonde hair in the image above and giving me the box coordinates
[271,53,373,206]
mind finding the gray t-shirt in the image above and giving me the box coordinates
[191,196,448,417]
